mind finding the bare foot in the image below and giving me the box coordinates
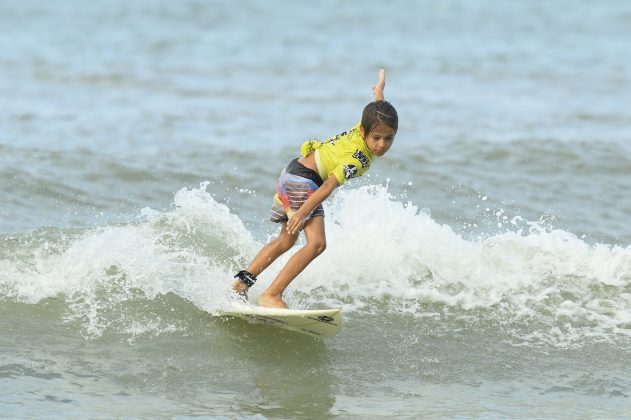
[232,280,249,298]
[258,292,288,309]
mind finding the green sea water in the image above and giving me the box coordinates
[2,0,631,417]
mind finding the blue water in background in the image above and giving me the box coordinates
[1,1,631,417]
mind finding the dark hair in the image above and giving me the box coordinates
[361,101,398,136]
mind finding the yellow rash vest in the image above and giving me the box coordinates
[300,123,374,186]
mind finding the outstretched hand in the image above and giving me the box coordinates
[372,68,385,101]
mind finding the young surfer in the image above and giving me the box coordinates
[232,69,398,308]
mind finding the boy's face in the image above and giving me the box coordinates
[362,124,396,157]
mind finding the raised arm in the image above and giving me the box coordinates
[372,68,386,101]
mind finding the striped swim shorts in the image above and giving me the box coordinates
[270,158,325,223]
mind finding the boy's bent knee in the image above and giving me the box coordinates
[308,240,326,255]
[276,237,296,253]
[272,231,298,251]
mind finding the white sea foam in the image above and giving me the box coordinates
[285,184,631,345]
[1,182,630,344]
[0,182,257,336]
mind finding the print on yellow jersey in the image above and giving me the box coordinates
[300,123,374,186]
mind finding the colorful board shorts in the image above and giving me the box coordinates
[270,158,325,223]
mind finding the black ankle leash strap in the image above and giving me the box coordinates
[234,270,257,287]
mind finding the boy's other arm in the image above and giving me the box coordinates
[373,68,386,101]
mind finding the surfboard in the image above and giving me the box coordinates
[219,302,342,337]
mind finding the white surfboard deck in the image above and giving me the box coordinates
[219,302,342,337]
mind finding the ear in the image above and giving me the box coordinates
[360,125,366,139]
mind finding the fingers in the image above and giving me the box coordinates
[286,223,298,235]
[377,68,385,86]
[287,220,303,235]
[286,214,305,235]
[286,216,296,234]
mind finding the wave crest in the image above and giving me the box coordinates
[1,182,629,345]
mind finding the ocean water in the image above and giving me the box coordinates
[1,0,631,418]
